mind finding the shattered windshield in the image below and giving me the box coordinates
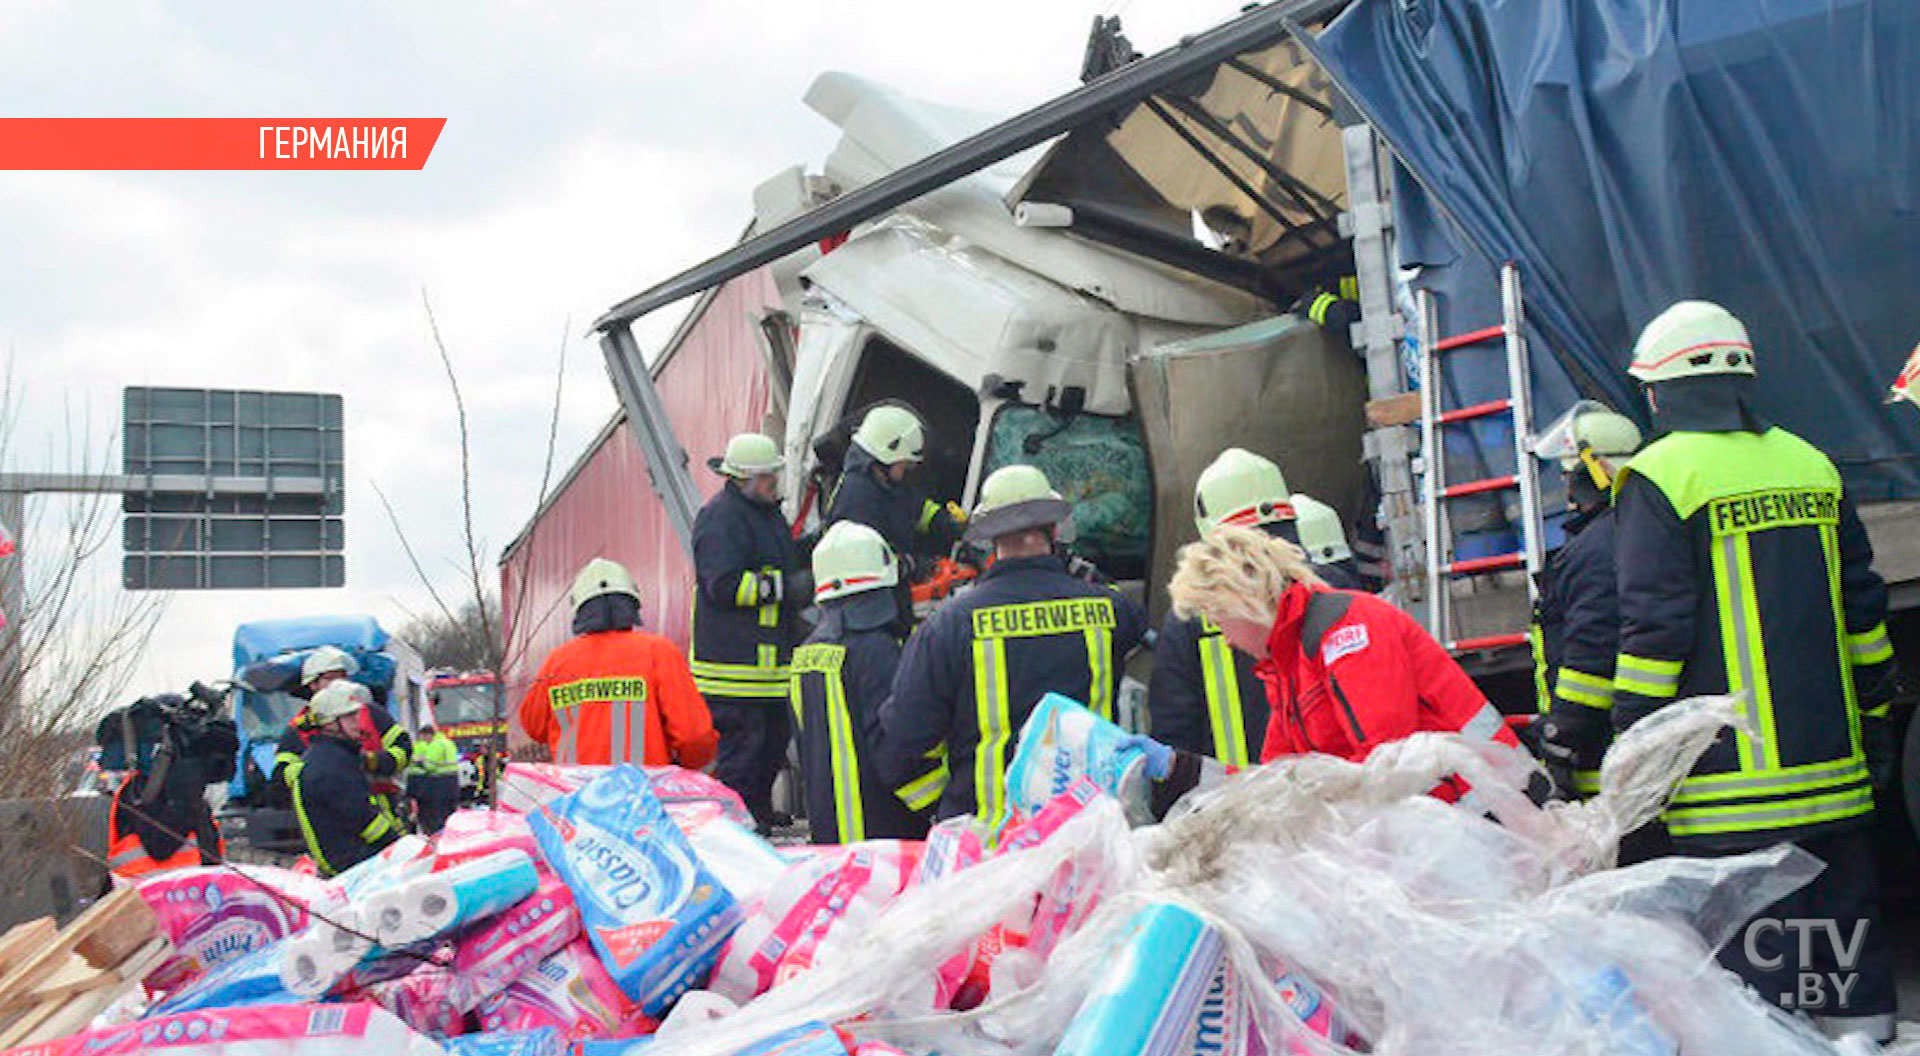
[983,406,1151,577]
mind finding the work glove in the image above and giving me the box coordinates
[1862,713,1900,797]
[1120,733,1176,781]
[1150,749,1205,822]
[945,501,969,525]
[1537,703,1609,800]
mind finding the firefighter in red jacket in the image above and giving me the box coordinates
[1168,525,1530,805]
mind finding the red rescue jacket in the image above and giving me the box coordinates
[1255,585,1519,793]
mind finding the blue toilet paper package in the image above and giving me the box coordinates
[1005,694,1153,825]
[1054,902,1222,1056]
[529,764,742,1017]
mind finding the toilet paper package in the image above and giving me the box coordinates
[448,875,583,1012]
[1004,694,1152,827]
[368,849,542,946]
[475,939,647,1040]
[139,866,328,995]
[529,765,741,1016]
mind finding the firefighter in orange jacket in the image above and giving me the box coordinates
[519,558,719,768]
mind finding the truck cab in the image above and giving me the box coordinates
[420,670,506,800]
[221,614,424,853]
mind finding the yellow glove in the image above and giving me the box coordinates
[945,501,969,524]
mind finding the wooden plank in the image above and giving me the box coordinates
[0,920,55,978]
[0,886,156,1016]
[1366,392,1422,428]
[4,939,170,1048]
[19,957,99,1006]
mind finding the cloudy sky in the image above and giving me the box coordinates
[1,0,1251,699]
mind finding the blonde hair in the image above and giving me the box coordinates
[1169,526,1324,625]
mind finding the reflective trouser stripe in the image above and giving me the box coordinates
[1528,622,1550,715]
[1670,756,1870,804]
[1716,532,1776,770]
[1556,667,1615,710]
[1614,654,1682,698]
[1665,784,1873,837]
[973,638,1012,830]
[897,755,949,813]
[1199,632,1251,768]
[555,708,578,765]
[825,675,865,843]
[1083,627,1113,720]
[1848,623,1895,666]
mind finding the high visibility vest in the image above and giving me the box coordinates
[106,775,219,879]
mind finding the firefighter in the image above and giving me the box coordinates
[1294,275,1360,352]
[692,433,808,833]
[790,521,931,843]
[1148,448,1297,766]
[407,725,462,836]
[825,404,966,572]
[1167,526,1531,810]
[876,464,1148,827]
[1611,301,1899,1042]
[1525,402,1642,802]
[1292,494,1368,591]
[519,557,717,769]
[271,646,411,811]
[289,681,402,878]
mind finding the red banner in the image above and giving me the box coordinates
[0,118,446,170]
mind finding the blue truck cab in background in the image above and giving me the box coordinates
[220,614,424,854]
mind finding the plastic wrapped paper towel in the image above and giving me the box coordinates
[447,874,583,1012]
[1,1002,446,1056]
[501,763,750,826]
[530,765,741,1016]
[139,865,329,995]
[476,938,647,1040]
[368,848,542,947]
[1005,694,1154,827]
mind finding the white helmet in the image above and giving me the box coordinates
[966,465,1072,545]
[1193,448,1294,537]
[811,521,899,603]
[301,645,358,687]
[851,405,926,466]
[1629,301,1756,384]
[708,433,784,480]
[309,680,372,722]
[571,557,640,609]
[1292,494,1351,564]
[1530,400,1644,472]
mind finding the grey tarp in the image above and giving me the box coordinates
[1313,0,1920,500]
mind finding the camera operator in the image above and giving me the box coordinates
[100,684,238,880]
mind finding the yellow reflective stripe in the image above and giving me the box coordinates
[690,659,789,680]
[1556,667,1615,710]
[1670,757,1869,804]
[1615,654,1682,698]
[1823,526,1866,748]
[1664,786,1873,836]
[1083,626,1113,720]
[1528,622,1551,716]
[1572,770,1601,796]
[1848,623,1894,666]
[1715,532,1776,770]
[1199,631,1250,767]
[361,806,395,841]
[1338,275,1359,301]
[696,678,790,699]
[1308,292,1339,326]
[825,672,865,842]
[554,708,578,764]
[917,500,942,533]
[735,574,760,608]
[972,638,1012,830]
[289,779,333,877]
[759,604,780,629]
[787,673,806,732]
[897,755,949,812]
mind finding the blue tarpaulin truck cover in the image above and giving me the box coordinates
[1313,0,1920,500]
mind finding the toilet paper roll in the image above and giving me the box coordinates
[278,908,376,998]
[372,848,541,948]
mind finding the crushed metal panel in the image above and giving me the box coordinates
[1132,314,1367,620]
[802,216,1138,415]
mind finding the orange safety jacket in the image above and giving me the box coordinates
[519,629,719,769]
[106,774,223,879]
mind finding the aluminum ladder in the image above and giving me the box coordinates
[1416,262,1546,652]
